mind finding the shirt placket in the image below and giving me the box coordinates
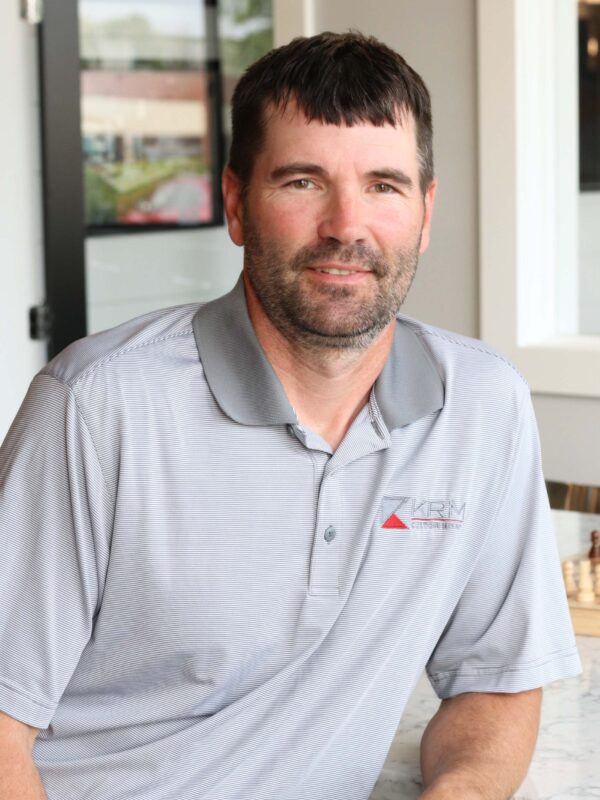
[308,455,342,597]
[305,402,392,598]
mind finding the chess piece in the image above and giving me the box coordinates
[595,563,600,599]
[576,559,596,603]
[588,530,600,567]
[563,560,577,598]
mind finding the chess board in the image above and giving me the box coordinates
[568,598,600,637]
[563,556,600,637]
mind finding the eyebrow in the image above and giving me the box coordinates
[269,163,327,181]
[366,169,414,189]
[269,163,414,190]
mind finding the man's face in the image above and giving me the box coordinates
[223,104,436,351]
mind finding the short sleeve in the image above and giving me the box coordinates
[0,374,112,728]
[426,391,581,698]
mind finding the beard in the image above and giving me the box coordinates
[242,215,422,352]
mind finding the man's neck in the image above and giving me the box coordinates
[243,275,395,451]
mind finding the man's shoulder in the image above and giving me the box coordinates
[397,314,529,396]
[41,303,200,390]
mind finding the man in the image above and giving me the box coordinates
[0,31,580,800]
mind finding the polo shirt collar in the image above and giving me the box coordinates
[192,274,296,426]
[192,274,444,430]
[374,314,444,429]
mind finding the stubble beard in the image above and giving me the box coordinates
[243,218,422,353]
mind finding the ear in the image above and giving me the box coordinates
[418,178,437,255]
[222,167,245,246]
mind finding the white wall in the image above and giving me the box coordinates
[0,7,46,441]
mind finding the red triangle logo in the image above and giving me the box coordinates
[382,513,409,530]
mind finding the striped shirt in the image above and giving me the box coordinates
[0,274,580,800]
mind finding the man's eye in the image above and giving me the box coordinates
[372,183,396,194]
[287,178,314,190]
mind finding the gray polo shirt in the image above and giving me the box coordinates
[0,275,580,800]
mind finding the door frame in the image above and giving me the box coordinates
[37,0,225,358]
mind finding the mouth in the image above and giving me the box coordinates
[308,263,373,277]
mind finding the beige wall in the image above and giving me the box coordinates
[533,395,600,484]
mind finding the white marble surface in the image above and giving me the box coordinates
[553,510,600,561]
[369,511,600,799]
[369,637,600,799]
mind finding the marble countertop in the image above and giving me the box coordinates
[369,636,600,800]
[552,510,600,561]
[369,511,600,800]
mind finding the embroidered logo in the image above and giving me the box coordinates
[381,513,409,530]
[381,496,466,531]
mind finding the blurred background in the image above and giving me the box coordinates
[1,0,599,485]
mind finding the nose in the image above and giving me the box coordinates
[316,188,368,245]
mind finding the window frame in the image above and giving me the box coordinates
[478,0,600,398]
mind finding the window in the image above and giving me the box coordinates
[478,0,600,398]
[80,0,223,231]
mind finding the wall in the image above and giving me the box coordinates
[532,395,600,484]
[0,7,46,441]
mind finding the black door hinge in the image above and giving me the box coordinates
[29,304,53,341]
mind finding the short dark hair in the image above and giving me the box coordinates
[228,31,434,195]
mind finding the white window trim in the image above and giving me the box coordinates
[478,0,600,397]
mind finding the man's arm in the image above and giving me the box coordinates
[419,688,542,800]
[0,711,46,799]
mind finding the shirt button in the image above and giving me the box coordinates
[324,525,337,543]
